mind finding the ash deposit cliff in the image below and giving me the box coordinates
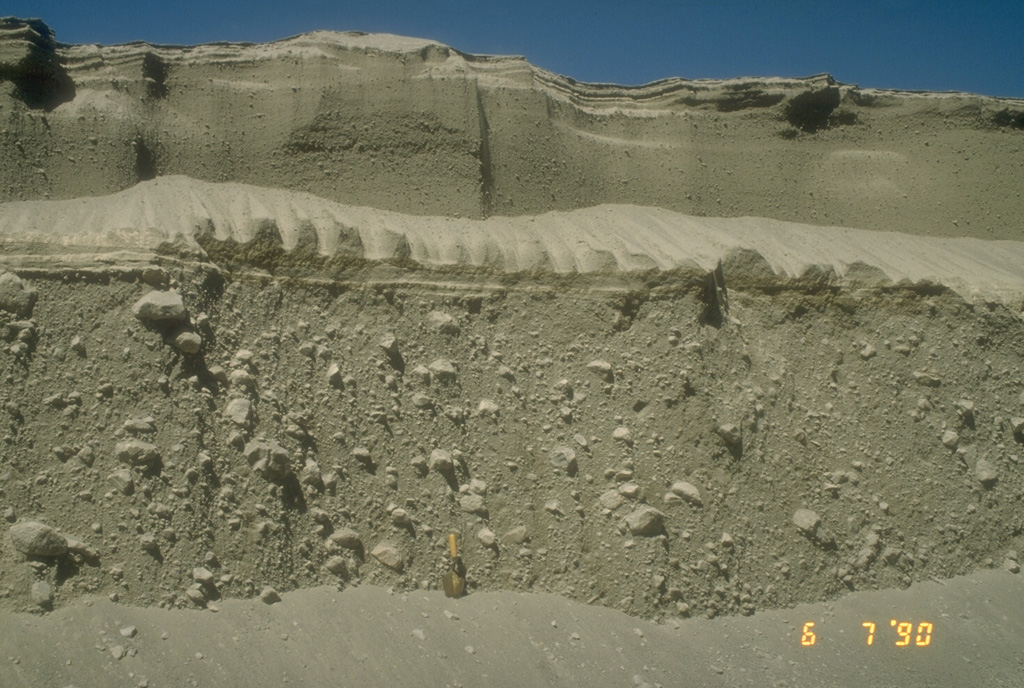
[1,17,1023,240]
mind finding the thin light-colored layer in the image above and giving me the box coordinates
[2,176,1022,300]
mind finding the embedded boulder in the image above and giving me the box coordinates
[624,506,665,536]
[0,271,37,318]
[131,290,188,325]
[9,521,68,557]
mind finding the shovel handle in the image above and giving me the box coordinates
[448,533,458,558]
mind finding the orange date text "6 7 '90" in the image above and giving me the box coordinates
[799,621,934,647]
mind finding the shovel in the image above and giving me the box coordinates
[442,532,466,598]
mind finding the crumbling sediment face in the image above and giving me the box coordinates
[0,17,75,110]
[1,265,1021,619]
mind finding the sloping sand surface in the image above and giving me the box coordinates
[2,176,1022,301]
[1,570,1019,688]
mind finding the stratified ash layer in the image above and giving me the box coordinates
[2,17,1024,238]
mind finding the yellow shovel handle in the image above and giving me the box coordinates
[448,533,458,558]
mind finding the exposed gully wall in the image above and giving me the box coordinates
[1,19,1023,238]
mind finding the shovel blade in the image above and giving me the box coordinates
[442,571,465,598]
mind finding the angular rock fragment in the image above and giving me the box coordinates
[428,311,460,335]
[325,556,349,577]
[371,543,404,571]
[299,459,323,489]
[411,392,434,409]
[624,506,665,536]
[544,499,563,515]
[549,446,577,474]
[502,526,529,545]
[793,508,821,536]
[428,358,458,383]
[459,494,488,517]
[107,469,135,495]
[1011,417,1024,440]
[716,423,742,447]
[329,528,364,553]
[411,364,431,384]
[477,399,500,416]
[224,398,252,428]
[244,439,292,481]
[941,430,959,450]
[351,447,374,470]
[131,290,188,325]
[193,567,216,587]
[260,586,281,604]
[586,359,614,382]
[429,448,454,475]
[669,481,703,507]
[123,417,157,435]
[955,399,975,423]
[115,439,161,468]
[327,363,344,388]
[185,583,207,606]
[612,426,633,445]
[975,459,998,488]
[65,536,98,560]
[379,334,401,356]
[231,368,256,393]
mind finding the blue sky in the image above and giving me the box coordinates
[10,1,1024,97]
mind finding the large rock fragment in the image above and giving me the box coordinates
[107,469,135,495]
[224,398,252,427]
[114,440,161,468]
[427,311,460,335]
[549,446,577,474]
[174,331,203,354]
[247,438,292,481]
[793,509,821,536]
[131,290,188,325]
[0,271,37,317]
[429,448,454,475]
[9,521,68,557]
[599,489,625,511]
[624,506,665,536]
[459,493,488,517]
[586,359,614,382]
[1011,417,1024,440]
[371,543,404,571]
[31,580,53,609]
[428,358,458,383]
[975,459,998,488]
[669,481,703,507]
[328,528,364,552]
[244,439,292,481]
[324,556,349,577]
[716,423,742,447]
